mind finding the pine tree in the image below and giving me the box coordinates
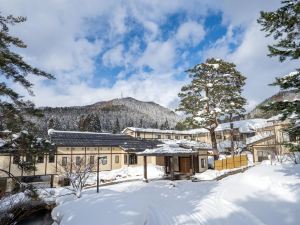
[139,118,143,128]
[258,0,300,61]
[113,118,120,134]
[177,58,247,150]
[164,119,170,130]
[175,121,186,131]
[0,14,54,132]
[93,115,102,132]
[0,13,54,176]
[258,0,300,154]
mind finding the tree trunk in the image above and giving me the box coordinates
[210,129,217,150]
[229,113,234,156]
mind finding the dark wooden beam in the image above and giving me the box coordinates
[170,156,174,181]
[143,156,148,182]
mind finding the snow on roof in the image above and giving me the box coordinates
[266,114,283,122]
[138,139,210,156]
[123,127,209,135]
[124,119,272,135]
[48,129,113,136]
[0,139,5,148]
[215,119,270,133]
[217,140,246,152]
[246,131,274,145]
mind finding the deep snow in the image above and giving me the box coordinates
[52,163,300,225]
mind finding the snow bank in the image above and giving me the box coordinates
[52,163,300,225]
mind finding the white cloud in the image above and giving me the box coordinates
[102,44,125,67]
[138,40,176,72]
[203,21,298,109]
[175,21,205,46]
[29,71,185,109]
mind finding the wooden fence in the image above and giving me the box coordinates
[214,155,248,171]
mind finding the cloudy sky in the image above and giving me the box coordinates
[0,0,298,111]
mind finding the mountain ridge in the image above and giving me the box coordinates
[31,97,183,136]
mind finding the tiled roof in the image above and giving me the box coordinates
[49,130,161,152]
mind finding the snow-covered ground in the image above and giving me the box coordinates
[52,163,300,225]
[85,165,165,185]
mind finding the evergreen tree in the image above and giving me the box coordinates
[127,120,134,127]
[258,0,300,154]
[258,0,300,61]
[0,14,54,132]
[152,121,159,129]
[92,115,102,132]
[0,13,54,176]
[175,121,186,131]
[47,118,61,130]
[139,118,143,128]
[177,58,246,150]
[113,118,120,134]
[164,119,170,130]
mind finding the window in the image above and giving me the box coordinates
[101,156,107,165]
[115,155,119,163]
[129,154,137,165]
[49,153,55,163]
[75,156,81,166]
[66,148,69,150]
[157,134,161,139]
[124,155,127,164]
[90,156,95,165]
[82,147,84,150]
[175,135,179,140]
[167,135,171,139]
[184,136,188,139]
[37,154,44,163]
[71,147,75,150]
[201,158,206,168]
[62,157,67,166]
[216,134,222,139]
[137,132,140,137]
[13,154,20,164]
[87,147,89,150]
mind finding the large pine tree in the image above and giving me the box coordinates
[177,58,246,150]
[258,0,300,152]
[0,14,54,131]
[0,13,54,176]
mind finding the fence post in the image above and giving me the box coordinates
[240,155,242,167]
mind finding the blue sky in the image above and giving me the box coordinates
[0,0,298,110]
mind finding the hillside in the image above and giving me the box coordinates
[246,90,300,119]
[30,97,183,136]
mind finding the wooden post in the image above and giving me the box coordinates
[143,156,148,182]
[50,175,54,188]
[191,155,195,175]
[97,157,100,193]
[170,156,174,180]
[164,157,168,175]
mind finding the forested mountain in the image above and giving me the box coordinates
[30,97,183,136]
[246,90,300,119]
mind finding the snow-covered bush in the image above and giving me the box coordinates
[58,157,94,198]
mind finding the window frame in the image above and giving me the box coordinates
[62,157,67,166]
[115,155,120,163]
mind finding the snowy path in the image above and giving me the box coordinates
[52,164,300,225]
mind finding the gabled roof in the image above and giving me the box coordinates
[246,131,274,145]
[49,130,161,152]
